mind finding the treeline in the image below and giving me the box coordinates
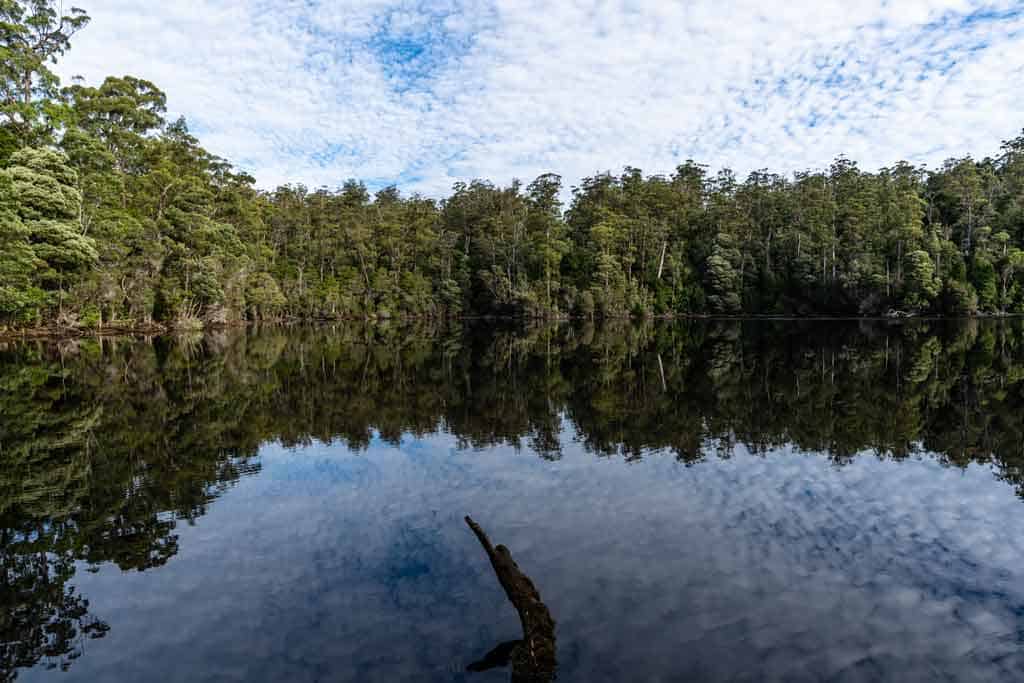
[3,2,1024,330]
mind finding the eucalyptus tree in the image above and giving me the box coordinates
[0,0,89,155]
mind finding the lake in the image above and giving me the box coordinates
[3,320,1024,682]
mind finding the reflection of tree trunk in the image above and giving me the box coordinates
[465,516,556,681]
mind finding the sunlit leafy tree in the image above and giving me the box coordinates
[7,147,96,316]
[0,1,89,156]
[0,167,40,320]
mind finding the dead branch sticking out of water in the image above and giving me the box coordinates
[465,515,557,681]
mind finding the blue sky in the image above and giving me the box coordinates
[58,0,1024,195]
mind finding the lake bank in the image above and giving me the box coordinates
[3,311,1021,341]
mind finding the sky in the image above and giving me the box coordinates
[56,0,1024,196]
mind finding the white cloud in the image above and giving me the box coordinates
[57,0,1024,195]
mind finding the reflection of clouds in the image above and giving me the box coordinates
[47,434,1024,682]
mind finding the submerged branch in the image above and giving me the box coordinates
[465,515,557,681]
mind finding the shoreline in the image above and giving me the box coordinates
[1,313,1019,341]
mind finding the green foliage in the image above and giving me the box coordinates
[2,147,96,318]
[972,257,999,312]
[2,3,1024,327]
[943,279,979,315]
[0,0,90,150]
[902,250,940,312]
[705,236,742,313]
[246,271,285,319]
[0,167,41,319]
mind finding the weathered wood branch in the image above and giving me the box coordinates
[465,516,557,681]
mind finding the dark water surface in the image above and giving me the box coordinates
[3,320,1024,682]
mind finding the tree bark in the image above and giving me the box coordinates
[465,516,556,681]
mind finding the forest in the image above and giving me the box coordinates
[3,2,1024,331]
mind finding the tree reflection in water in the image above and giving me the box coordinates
[2,318,1024,678]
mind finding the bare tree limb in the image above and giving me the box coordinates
[465,516,557,681]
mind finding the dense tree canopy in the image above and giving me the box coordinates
[1,2,1024,330]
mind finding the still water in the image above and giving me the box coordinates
[3,320,1024,682]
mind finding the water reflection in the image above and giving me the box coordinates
[1,319,1023,680]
